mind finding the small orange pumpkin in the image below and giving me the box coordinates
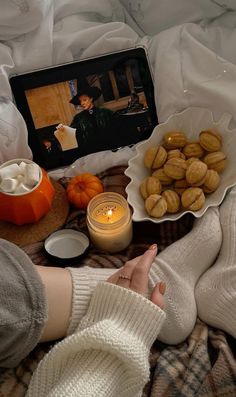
[66,173,103,209]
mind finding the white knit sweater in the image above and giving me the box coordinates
[27,282,166,397]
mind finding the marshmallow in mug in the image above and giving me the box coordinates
[24,163,40,187]
[0,163,21,180]
[0,178,18,193]
[0,161,40,194]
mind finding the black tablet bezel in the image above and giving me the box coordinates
[10,47,158,170]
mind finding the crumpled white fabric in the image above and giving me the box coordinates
[147,19,236,124]
[0,97,32,163]
[48,145,136,180]
[1,0,236,166]
[119,0,226,36]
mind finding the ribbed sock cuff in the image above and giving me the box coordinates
[66,266,117,335]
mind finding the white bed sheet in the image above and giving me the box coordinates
[1,0,236,170]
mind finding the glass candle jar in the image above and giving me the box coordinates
[86,192,133,253]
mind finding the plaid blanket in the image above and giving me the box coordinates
[0,165,235,397]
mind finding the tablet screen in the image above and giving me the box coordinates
[10,47,157,170]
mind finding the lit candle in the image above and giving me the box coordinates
[86,192,133,253]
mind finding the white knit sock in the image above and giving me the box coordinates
[149,207,222,345]
[66,266,116,335]
[66,208,222,342]
[195,186,236,338]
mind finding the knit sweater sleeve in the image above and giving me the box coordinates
[27,282,166,397]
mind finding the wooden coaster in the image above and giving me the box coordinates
[0,180,69,247]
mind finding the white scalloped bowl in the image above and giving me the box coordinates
[125,107,236,223]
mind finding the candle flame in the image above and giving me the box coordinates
[107,209,113,221]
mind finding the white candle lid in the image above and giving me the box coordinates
[44,229,90,266]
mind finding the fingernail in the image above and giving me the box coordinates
[159,281,166,295]
[149,244,157,251]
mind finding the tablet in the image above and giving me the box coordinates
[10,47,158,170]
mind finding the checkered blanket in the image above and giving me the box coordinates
[0,165,235,397]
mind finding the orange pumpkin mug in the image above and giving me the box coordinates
[0,159,55,225]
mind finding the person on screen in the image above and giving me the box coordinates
[42,137,62,155]
[55,83,116,155]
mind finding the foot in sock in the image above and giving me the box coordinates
[66,208,222,342]
[149,207,222,345]
[195,186,236,338]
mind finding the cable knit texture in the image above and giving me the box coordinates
[26,282,165,397]
[196,186,236,338]
[149,207,222,344]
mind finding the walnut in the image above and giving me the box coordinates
[181,187,205,211]
[186,160,208,186]
[162,190,181,213]
[167,149,186,160]
[140,176,162,199]
[144,145,167,170]
[163,158,187,180]
[199,130,222,152]
[145,194,167,218]
[152,168,173,185]
[163,131,187,149]
[173,179,188,196]
[182,142,204,158]
[202,170,220,193]
[203,151,226,173]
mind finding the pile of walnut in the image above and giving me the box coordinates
[140,130,227,218]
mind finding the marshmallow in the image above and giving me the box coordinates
[0,164,21,181]
[19,161,27,173]
[14,182,31,194]
[0,161,41,194]
[24,163,40,187]
[0,178,18,193]
[16,174,24,183]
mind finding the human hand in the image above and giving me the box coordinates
[107,244,165,309]
[56,123,65,131]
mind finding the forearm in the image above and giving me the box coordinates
[35,265,117,341]
[35,265,72,342]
